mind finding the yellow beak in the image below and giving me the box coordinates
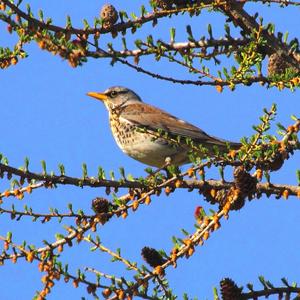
[87,92,108,102]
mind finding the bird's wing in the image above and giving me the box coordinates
[120,103,238,148]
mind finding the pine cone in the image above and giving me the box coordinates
[218,167,257,211]
[203,189,218,205]
[92,197,110,214]
[173,0,192,7]
[153,0,173,9]
[265,152,285,171]
[267,52,296,76]
[220,278,242,300]
[100,4,118,29]
[141,246,166,268]
[234,166,257,198]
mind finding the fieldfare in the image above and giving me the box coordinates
[87,86,241,167]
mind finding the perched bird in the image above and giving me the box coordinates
[87,86,240,167]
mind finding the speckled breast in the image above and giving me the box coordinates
[109,114,139,148]
[108,113,189,167]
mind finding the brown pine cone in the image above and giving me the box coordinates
[234,166,257,199]
[153,0,173,9]
[92,197,110,214]
[218,167,257,211]
[267,52,297,76]
[174,0,189,6]
[220,278,243,300]
[264,152,286,171]
[269,154,285,171]
[203,189,218,205]
[141,246,166,268]
[100,4,118,29]
[92,197,113,224]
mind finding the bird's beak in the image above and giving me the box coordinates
[86,92,108,102]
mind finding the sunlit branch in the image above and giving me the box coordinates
[87,37,250,59]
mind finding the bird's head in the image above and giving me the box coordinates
[87,86,142,111]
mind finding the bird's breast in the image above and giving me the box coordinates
[108,115,188,167]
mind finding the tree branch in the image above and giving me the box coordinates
[219,0,300,70]
[242,286,300,299]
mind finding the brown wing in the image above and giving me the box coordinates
[120,103,240,148]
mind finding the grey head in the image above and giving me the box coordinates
[87,86,142,111]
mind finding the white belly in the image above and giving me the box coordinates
[110,117,188,167]
[123,140,179,166]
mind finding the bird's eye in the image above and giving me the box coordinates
[110,91,117,98]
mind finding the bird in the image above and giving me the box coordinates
[87,86,241,167]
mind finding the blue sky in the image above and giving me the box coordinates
[0,1,300,299]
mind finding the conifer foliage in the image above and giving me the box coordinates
[0,1,300,299]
